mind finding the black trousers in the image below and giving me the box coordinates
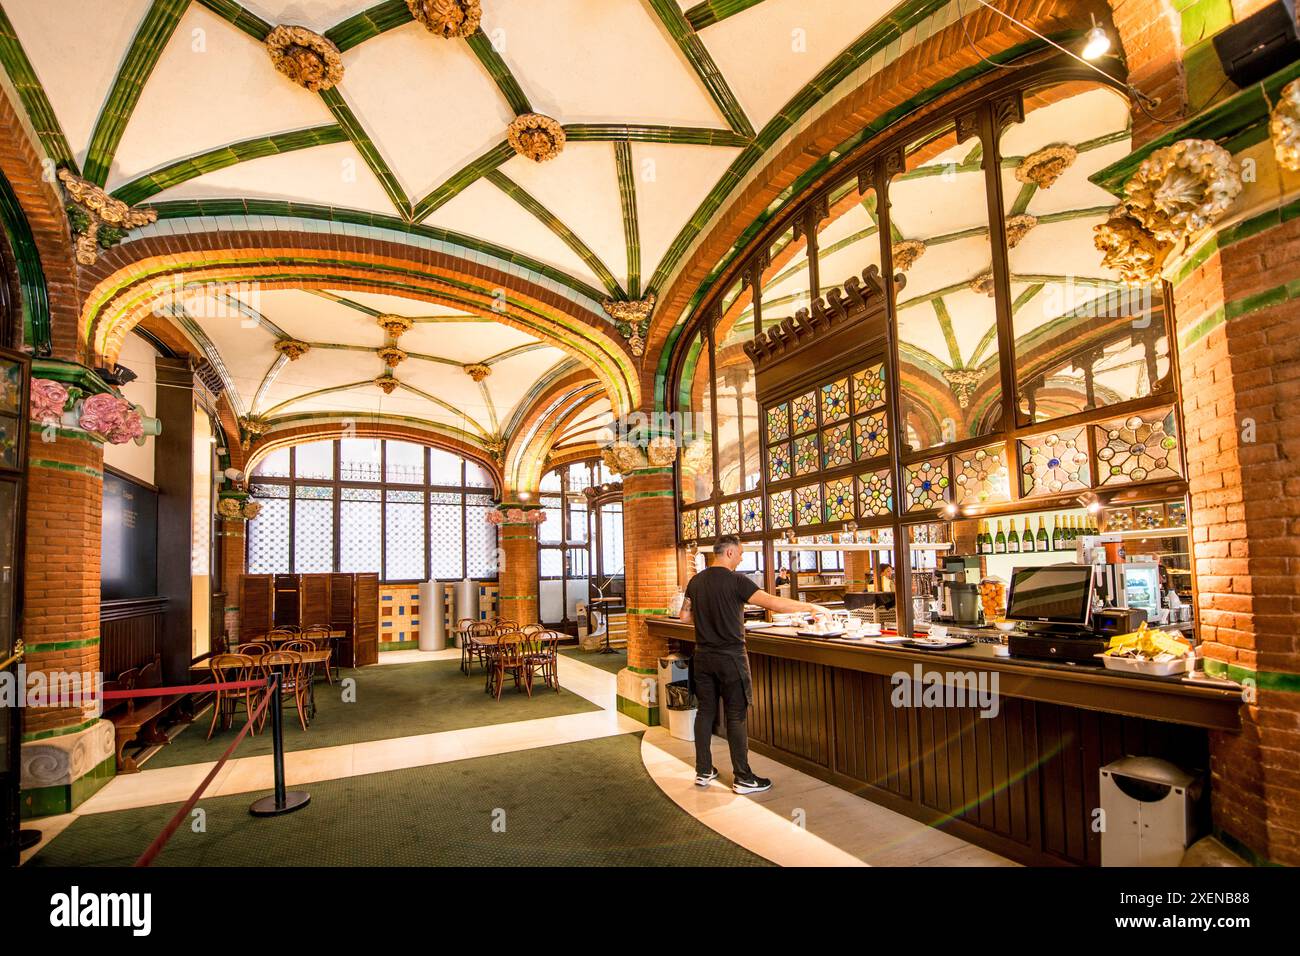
[691,653,752,777]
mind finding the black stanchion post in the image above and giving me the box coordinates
[249,672,311,816]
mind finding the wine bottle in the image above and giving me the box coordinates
[1021,517,1035,553]
[994,520,1007,554]
[1036,516,1049,552]
[1051,516,1064,551]
[978,520,992,555]
[1007,521,1020,553]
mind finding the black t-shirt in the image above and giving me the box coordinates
[685,566,760,657]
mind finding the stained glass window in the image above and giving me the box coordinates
[680,508,698,541]
[698,505,717,539]
[766,403,790,443]
[821,424,852,469]
[385,489,425,580]
[293,485,333,573]
[857,470,893,517]
[795,484,821,525]
[824,477,855,522]
[852,363,886,411]
[740,496,763,534]
[792,391,818,434]
[339,487,382,573]
[768,491,793,529]
[793,435,819,476]
[1018,427,1090,497]
[768,442,792,483]
[820,378,850,423]
[719,499,740,535]
[854,412,888,461]
[1094,409,1182,486]
[903,457,950,513]
[1167,500,1187,527]
[247,484,290,573]
[953,444,1010,506]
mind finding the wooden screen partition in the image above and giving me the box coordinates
[240,574,273,641]
[329,572,357,666]
[300,573,331,628]
[353,573,379,666]
[273,574,303,628]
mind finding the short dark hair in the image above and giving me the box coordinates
[713,534,741,554]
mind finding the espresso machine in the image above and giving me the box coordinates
[936,555,981,625]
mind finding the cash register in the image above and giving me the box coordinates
[1003,564,1108,664]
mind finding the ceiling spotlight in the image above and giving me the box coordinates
[1081,17,1111,60]
[518,491,531,501]
[1076,492,1104,514]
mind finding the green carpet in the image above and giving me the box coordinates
[144,659,599,769]
[31,734,770,867]
[560,646,627,675]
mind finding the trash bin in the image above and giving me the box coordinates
[664,680,696,741]
[1100,756,1201,866]
[657,653,690,724]
[417,580,445,651]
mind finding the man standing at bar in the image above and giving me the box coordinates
[680,535,831,793]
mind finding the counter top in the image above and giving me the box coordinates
[648,618,1243,731]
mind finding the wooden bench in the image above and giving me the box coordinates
[103,655,187,773]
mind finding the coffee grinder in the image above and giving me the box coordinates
[937,555,981,625]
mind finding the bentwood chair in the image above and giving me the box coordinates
[237,641,271,656]
[493,619,518,631]
[490,631,535,701]
[466,621,495,675]
[521,623,545,637]
[302,625,335,683]
[259,650,310,732]
[529,630,561,693]
[207,654,260,740]
[456,618,477,674]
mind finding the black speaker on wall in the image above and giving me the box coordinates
[1212,0,1300,87]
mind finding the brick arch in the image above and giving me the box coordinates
[246,418,502,495]
[1105,0,1185,146]
[502,368,607,494]
[641,0,1103,407]
[77,231,639,417]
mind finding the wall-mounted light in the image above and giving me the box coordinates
[1081,16,1111,60]
[518,491,531,501]
[1076,492,1104,514]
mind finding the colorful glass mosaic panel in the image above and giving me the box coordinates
[740,496,763,534]
[767,442,792,483]
[680,508,697,541]
[719,499,740,535]
[820,378,850,423]
[822,424,852,469]
[852,363,886,410]
[793,435,819,476]
[1094,409,1182,486]
[857,470,893,517]
[1018,427,1089,497]
[795,484,822,525]
[1167,500,1187,528]
[768,491,793,529]
[903,457,950,513]
[792,391,818,433]
[953,444,1010,506]
[766,403,790,444]
[854,412,888,461]
[697,505,717,539]
[823,477,855,522]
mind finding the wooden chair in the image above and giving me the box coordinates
[493,623,518,637]
[489,631,536,701]
[493,619,518,631]
[465,621,494,676]
[456,618,477,674]
[207,654,261,740]
[530,630,561,693]
[302,625,335,683]
[237,641,271,656]
[521,623,545,636]
[266,627,296,644]
[260,650,310,732]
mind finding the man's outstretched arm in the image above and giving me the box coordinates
[747,590,832,617]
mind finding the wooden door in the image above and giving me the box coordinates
[353,573,379,666]
[239,574,274,640]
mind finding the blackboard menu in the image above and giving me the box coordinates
[101,471,158,600]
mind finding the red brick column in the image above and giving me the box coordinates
[497,507,539,626]
[20,421,115,815]
[1171,216,1300,865]
[1108,0,1185,147]
[843,549,871,591]
[617,464,678,725]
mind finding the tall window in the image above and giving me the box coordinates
[246,439,498,582]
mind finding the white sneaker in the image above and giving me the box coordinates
[695,767,719,787]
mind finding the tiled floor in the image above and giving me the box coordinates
[21,647,1011,867]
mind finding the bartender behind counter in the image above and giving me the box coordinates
[680,535,831,795]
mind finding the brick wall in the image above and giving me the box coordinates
[21,425,103,735]
[622,467,678,672]
[497,520,539,626]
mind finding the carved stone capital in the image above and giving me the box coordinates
[273,338,310,361]
[239,414,270,451]
[58,168,157,265]
[265,25,344,92]
[507,113,566,163]
[1123,138,1242,242]
[464,363,491,382]
[602,294,655,357]
[406,0,481,38]
[1093,208,1174,286]
[373,376,399,395]
[942,367,981,409]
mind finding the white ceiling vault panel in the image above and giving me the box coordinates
[326,290,474,319]
[478,0,725,127]
[238,0,376,35]
[695,0,898,130]
[109,4,336,190]
[632,142,742,278]
[341,22,517,201]
[3,0,153,170]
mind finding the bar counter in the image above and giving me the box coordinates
[649,618,1244,866]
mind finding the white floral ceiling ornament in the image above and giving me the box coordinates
[1015,144,1078,189]
[265,25,344,92]
[1270,79,1300,172]
[507,113,566,163]
[1123,138,1243,242]
[1094,207,1174,286]
[406,0,481,39]
[58,169,157,265]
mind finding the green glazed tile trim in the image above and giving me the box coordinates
[627,465,675,475]
[1202,657,1300,693]
[196,0,272,40]
[0,169,53,353]
[615,140,641,298]
[486,170,625,296]
[0,4,76,167]
[465,27,531,115]
[627,664,657,675]
[1179,278,1300,350]
[626,607,670,615]
[1171,197,1300,286]
[20,754,115,819]
[624,489,676,501]
[326,0,411,51]
[1179,0,1233,49]
[24,636,100,651]
[27,422,104,447]
[496,594,535,601]
[564,124,750,148]
[684,0,767,31]
[21,717,101,743]
[111,126,348,205]
[411,140,516,220]
[319,88,411,219]
[616,694,660,726]
[83,0,189,186]
[648,0,755,139]
[379,640,417,651]
[28,459,104,479]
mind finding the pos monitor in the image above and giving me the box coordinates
[1004,565,1094,628]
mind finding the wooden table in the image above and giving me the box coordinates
[192,650,332,719]
[251,632,345,678]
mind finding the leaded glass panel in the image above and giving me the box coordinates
[740,496,762,534]
[854,412,889,461]
[795,484,821,525]
[1018,427,1089,497]
[768,491,793,529]
[339,487,381,573]
[857,470,894,517]
[903,457,950,513]
[824,477,854,522]
[953,444,1010,506]
[294,485,333,573]
[1094,409,1182,486]
[385,489,425,580]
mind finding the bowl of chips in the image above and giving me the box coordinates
[1097,623,1193,676]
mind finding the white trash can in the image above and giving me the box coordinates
[663,680,696,742]
[1100,756,1201,866]
[417,581,445,650]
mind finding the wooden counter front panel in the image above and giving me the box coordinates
[745,650,1208,866]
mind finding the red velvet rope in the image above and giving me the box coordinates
[36,679,267,707]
